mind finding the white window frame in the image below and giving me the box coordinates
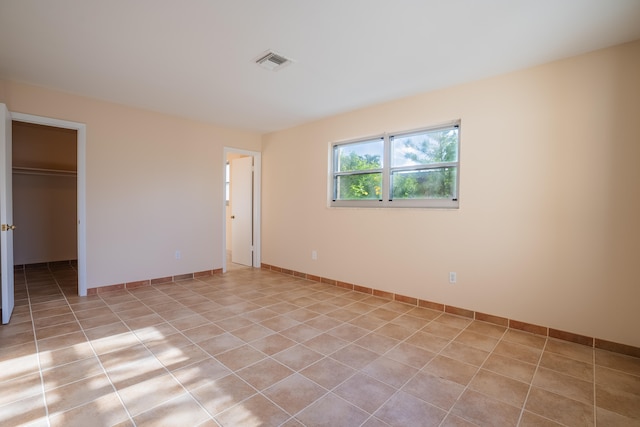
[330,120,460,209]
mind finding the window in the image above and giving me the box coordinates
[331,121,460,208]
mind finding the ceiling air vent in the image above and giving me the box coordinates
[254,50,293,71]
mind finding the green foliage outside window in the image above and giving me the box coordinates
[336,127,458,200]
[337,152,381,199]
[391,128,458,199]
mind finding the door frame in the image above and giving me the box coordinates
[11,112,87,296]
[222,147,261,272]
[1,104,14,323]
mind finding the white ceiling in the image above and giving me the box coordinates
[1,1,639,133]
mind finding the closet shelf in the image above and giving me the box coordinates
[12,166,77,177]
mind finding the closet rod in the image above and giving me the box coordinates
[12,166,77,177]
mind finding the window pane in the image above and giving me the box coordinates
[391,127,458,167]
[336,138,383,172]
[391,168,457,199]
[336,173,382,200]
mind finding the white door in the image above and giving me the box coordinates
[231,156,253,267]
[0,104,15,324]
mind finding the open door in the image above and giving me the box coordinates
[0,103,15,324]
[231,156,253,267]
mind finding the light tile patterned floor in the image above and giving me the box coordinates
[1,264,639,426]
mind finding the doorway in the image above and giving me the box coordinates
[10,112,87,296]
[12,122,77,271]
[223,148,261,272]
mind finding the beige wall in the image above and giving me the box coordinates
[0,80,261,288]
[262,40,640,347]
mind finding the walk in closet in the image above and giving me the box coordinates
[12,121,77,266]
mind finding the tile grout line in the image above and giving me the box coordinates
[173,278,275,426]
[190,274,337,425]
[370,311,459,426]
[250,287,500,425]
[98,286,177,424]
[266,305,406,425]
[104,281,223,424]
[284,291,432,424]
[437,318,509,426]
[332,311,480,426]
[515,335,548,426]
[194,278,406,425]
[118,274,301,423]
[250,295,409,426]
[22,267,52,427]
[193,276,349,425]
[356,313,449,427]
[46,266,138,427]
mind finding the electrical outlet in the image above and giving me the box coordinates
[175,250,181,260]
[449,272,457,284]
[311,250,318,260]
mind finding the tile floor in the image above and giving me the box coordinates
[1,264,639,427]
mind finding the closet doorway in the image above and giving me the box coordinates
[12,122,77,276]
[11,113,87,296]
